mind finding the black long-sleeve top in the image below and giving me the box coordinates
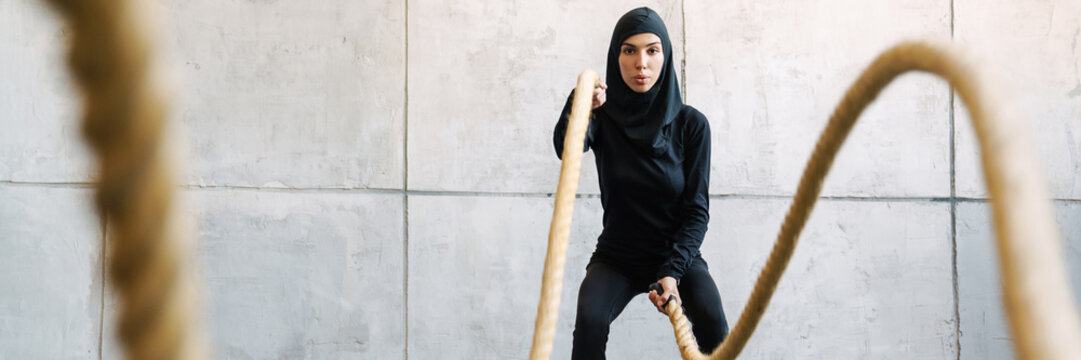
[553,93,711,281]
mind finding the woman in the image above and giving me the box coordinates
[553,7,729,359]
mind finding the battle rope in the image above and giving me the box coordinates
[46,0,204,359]
[529,70,600,360]
[531,41,1081,360]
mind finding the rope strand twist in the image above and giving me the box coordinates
[529,70,600,360]
[46,0,204,359]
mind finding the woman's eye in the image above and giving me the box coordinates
[648,48,660,54]
[623,49,634,54]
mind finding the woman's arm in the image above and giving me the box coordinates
[552,84,606,159]
[656,109,711,281]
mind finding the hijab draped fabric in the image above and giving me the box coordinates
[600,7,683,157]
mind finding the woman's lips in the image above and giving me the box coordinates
[634,75,650,84]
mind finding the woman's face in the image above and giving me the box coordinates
[619,32,664,93]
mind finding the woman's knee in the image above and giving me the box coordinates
[573,308,614,345]
[687,306,729,350]
[574,299,613,330]
[686,301,727,329]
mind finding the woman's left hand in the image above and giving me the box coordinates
[649,276,681,314]
[592,82,607,109]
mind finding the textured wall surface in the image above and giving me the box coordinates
[954,0,1081,199]
[957,202,1081,360]
[0,1,88,182]
[685,0,952,197]
[0,186,101,359]
[3,0,1081,359]
[166,0,406,189]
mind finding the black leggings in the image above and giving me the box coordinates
[571,257,729,360]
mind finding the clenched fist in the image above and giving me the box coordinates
[592,82,607,109]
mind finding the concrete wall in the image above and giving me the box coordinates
[2,0,1080,358]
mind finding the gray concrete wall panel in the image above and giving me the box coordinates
[685,0,952,197]
[195,190,403,359]
[101,190,405,359]
[0,2,91,182]
[956,201,1081,359]
[954,0,1081,199]
[702,198,956,359]
[165,0,406,189]
[0,185,103,359]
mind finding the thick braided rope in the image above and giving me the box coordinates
[46,1,203,359]
[529,70,600,360]
[656,41,1081,360]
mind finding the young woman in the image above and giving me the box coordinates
[552,7,729,359]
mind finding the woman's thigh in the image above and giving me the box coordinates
[576,262,640,325]
[678,259,729,346]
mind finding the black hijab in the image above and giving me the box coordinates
[599,7,682,157]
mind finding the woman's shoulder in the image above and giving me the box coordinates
[677,105,710,132]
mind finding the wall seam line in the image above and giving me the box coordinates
[4,182,1081,202]
[950,1,962,359]
[98,216,107,360]
[402,0,410,357]
[680,0,688,99]
[0,180,95,187]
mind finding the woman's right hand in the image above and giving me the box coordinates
[592,82,607,109]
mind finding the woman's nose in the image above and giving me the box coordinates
[637,54,648,68]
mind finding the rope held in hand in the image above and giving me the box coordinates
[530,41,1081,360]
[529,70,600,360]
[46,0,204,359]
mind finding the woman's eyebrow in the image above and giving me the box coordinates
[621,41,662,48]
